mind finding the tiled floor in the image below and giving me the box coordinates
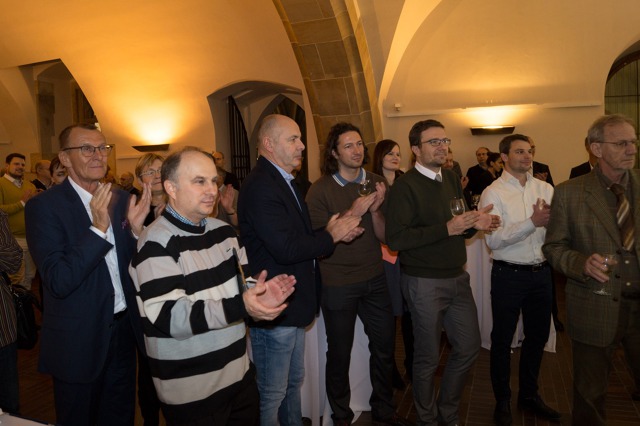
[14,281,640,425]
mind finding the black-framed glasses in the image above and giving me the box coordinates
[599,140,639,149]
[63,144,113,157]
[421,138,452,147]
[140,169,161,178]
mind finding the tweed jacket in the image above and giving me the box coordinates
[543,168,640,347]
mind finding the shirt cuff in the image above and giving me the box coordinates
[90,225,108,239]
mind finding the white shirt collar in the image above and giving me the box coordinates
[414,161,442,181]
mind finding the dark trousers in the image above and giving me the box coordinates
[137,347,161,425]
[571,298,640,426]
[489,263,552,402]
[322,273,395,422]
[53,310,136,426]
[0,342,19,414]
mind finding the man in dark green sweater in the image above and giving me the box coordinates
[386,119,499,426]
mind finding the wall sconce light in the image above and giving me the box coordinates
[470,125,515,136]
[132,144,170,152]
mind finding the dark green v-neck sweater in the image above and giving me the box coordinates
[385,167,475,278]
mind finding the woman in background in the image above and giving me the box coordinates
[135,153,166,227]
[372,139,412,388]
[49,157,67,185]
[475,151,503,197]
[213,167,239,231]
[133,153,165,425]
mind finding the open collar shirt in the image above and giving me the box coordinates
[479,169,554,265]
[69,177,126,313]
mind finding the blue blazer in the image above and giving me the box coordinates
[25,179,142,383]
[238,157,335,328]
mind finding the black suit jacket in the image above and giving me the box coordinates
[31,179,48,191]
[532,161,554,186]
[466,164,486,195]
[569,161,592,179]
[238,157,335,327]
[25,179,142,383]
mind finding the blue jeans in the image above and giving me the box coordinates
[0,342,19,414]
[250,326,305,426]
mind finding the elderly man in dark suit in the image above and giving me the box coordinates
[543,114,640,425]
[238,114,362,426]
[25,124,150,425]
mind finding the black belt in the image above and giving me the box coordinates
[622,293,640,300]
[113,308,128,321]
[493,260,549,272]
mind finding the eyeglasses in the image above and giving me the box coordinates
[63,144,112,157]
[140,169,161,178]
[421,138,452,147]
[599,140,639,148]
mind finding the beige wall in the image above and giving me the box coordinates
[377,0,640,183]
[0,0,639,183]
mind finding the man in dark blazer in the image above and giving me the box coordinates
[25,123,150,425]
[527,136,555,186]
[238,114,362,425]
[543,114,640,425]
[569,161,592,179]
[569,138,598,179]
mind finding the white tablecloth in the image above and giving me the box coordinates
[464,233,556,352]
[301,312,372,425]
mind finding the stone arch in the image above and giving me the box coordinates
[272,0,380,156]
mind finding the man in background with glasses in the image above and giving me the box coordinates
[25,123,151,425]
[544,114,640,425]
[386,119,499,426]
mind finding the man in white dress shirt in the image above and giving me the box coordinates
[479,134,560,426]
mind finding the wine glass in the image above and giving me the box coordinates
[358,178,372,196]
[450,198,465,217]
[593,253,617,296]
[471,195,481,210]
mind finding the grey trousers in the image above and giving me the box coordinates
[401,271,480,426]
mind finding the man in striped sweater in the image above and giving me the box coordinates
[129,147,296,425]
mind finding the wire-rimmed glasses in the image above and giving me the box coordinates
[63,144,112,157]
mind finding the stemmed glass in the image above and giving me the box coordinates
[450,198,465,217]
[594,253,617,296]
[358,178,372,196]
[471,195,481,210]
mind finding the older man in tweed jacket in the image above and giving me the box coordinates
[543,114,640,425]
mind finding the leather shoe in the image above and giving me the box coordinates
[493,400,512,426]
[518,395,561,421]
[632,390,640,401]
[372,413,414,426]
[333,419,350,426]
